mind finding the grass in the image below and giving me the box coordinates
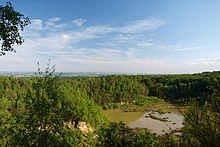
[102,108,143,124]
[102,101,187,124]
[149,102,187,115]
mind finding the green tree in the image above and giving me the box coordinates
[5,64,105,146]
[0,96,12,146]
[96,122,159,147]
[182,101,220,146]
[0,2,30,55]
[96,122,136,147]
[134,129,158,147]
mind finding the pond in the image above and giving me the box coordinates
[129,111,184,135]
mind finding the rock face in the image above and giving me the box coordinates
[65,121,75,129]
[64,121,93,134]
[78,122,93,134]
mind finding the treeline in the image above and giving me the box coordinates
[1,71,220,108]
[61,71,220,105]
[141,73,213,102]
[61,75,148,108]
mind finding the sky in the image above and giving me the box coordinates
[1,0,220,74]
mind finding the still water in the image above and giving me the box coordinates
[129,112,184,135]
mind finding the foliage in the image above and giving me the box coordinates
[0,65,105,146]
[134,129,158,147]
[1,71,220,145]
[182,102,220,146]
[0,97,12,146]
[180,79,220,146]
[61,75,149,106]
[58,128,85,147]
[158,133,179,147]
[141,73,213,102]
[0,2,30,55]
[96,122,159,147]
[12,66,66,146]
[135,96,163,106]
[97,122,135,147]
[59,71,220,106]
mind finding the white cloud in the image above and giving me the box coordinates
[57,55,189,74]
[112,34,135,42]
[83,25,112,35]
[1,17,187,73]
[54,23,66,28]
[62,34,72,41]
[153,44,203,53]
[174,47,202,52]
[30,19,43,30]
[44,17,61,27]
[115,18,166,33]
[48,17,61,23]
[45,21,55,27]
[136,40,154,48]
[24,17,165,46]
[72,18,86,27]
[186,58,220,66]
[26,17,64,34]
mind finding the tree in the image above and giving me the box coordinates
[5,64,105,146]
[0,96,12,146]
[181,102,220,146]
[0,2,30,55]
[96,122,136,147]
[8,65,66,146]
[134,129,158,147]
[96,122,159,147]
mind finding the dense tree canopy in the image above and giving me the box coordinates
[0,2,30,55]
[0,68,105,146]
[0,71,220,146]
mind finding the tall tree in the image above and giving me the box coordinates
[0,2,30,55]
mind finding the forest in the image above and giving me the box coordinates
[0,68,220,146]
[1,1,220,146]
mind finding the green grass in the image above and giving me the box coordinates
[102,102,186,124]
[102,108,143,124]
[149,102,186,115]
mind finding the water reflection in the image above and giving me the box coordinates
[129,112,184,135]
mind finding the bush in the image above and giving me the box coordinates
[96,122,159,147]
[135,96,163,106]
[96,122,136,147]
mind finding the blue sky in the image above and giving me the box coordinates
[1,0,220,74]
